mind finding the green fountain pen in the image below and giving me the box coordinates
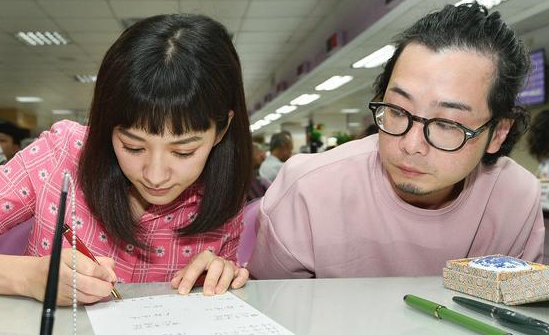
[404,294,512,335]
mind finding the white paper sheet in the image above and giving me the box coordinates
[85,292,295,335]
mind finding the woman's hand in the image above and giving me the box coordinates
[171,250,249,296]
[26,248,117,306]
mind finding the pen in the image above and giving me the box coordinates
[404,294,512,335]
[40,174,70,335]
[453,296,549,335]
[63,224,122,300]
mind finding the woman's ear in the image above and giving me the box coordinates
[214,110,235,146]
[486,118,514,154]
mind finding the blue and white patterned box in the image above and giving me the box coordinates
[443,254,549,305]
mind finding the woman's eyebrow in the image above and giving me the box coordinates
[118,128,203,145]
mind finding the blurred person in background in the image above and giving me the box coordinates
[527,110,549,179]
[247,142,271,201]
[0,119,26,161]
[259,132,293,182]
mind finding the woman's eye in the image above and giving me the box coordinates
[122,146,143,154]
[173,151,194,158]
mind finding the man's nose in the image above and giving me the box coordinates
[398,122,429,156]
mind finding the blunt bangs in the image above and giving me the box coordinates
[110,56,231,137]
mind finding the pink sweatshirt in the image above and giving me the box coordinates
[247,135,545,279]
[0,120,243,283]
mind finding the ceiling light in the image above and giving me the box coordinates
[16,96,43,103]
[256,119,271,127]
[341,108,361,114]
[75,75,97,83]
[52,109,74,115]
[315,75,354,91]
[265,113,282,121]
[290,94,321,106]
[15,31,69,46]
[352,45,396,68]
[454,0,508,9]
[276,105,297,114]
[348,122,361,127]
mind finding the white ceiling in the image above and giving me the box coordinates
[0,0,339,130]
[0,0,547,134]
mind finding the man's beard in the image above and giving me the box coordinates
[394,182,432,196]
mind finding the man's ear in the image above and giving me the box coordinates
[486,118,514,154]
[214,110,235,146]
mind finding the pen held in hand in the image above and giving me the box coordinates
[453,296,549,335]
[62,224,122,300]
[403,294,512,335]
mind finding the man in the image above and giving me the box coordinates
[247,142,270,201]
[0,119,24,161]
[248,3,545,279]
[259,132,293,182]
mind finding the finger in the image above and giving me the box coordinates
[58,261,114,299]
[57,282,108,306]
[230,267,250,289]
[171,269,185,289]
[177,258,210,295]
[202,258,225,296]
[215,261,237,294]
[61,249,114,282]
[96,257,118,282]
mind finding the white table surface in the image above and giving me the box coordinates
[1,277,548,335]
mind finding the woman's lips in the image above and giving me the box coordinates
[143,185,172,196]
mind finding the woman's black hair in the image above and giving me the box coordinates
[78,14,252,247]
[373,2,530,165]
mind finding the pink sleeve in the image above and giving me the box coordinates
[218,210,244,262]
[0,120,75,235]
[521,191,545,263]
[247,157,316,279]
[0,146,39,233]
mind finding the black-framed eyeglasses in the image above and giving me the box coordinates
[368,101,496,152]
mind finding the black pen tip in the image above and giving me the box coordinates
[403,295,409,301]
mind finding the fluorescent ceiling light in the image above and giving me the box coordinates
[352,45,396,68]
[276,105,297,114]
[348,122,362,127]
[16,96,43,103]
[315,75,353,91]
[250,125,261,132]
[290,94,320,106]
[15,31,69,46]
[75,75,97,83]
[454,0,508,9]
[341,108,361,114]
[256,119,271,127]
[264,113,282,121]
[52,109,74,115]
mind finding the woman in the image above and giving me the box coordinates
[0,14,252,305]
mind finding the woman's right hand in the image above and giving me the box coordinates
[25,248,117,306]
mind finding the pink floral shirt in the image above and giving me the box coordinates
[0,120,243,283]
